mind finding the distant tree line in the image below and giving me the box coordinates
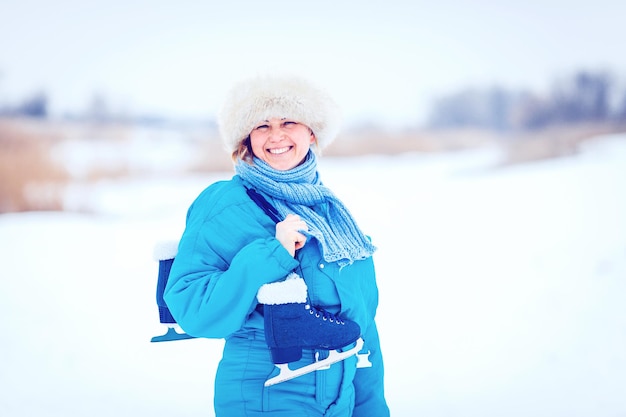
[0,91,207,127]
[427,70,626,131]
[0,91,49,118]
[3,70,626,132]
[0,92,110,121]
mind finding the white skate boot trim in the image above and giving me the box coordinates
[264,338,364,386]
[257,273,308,305]
[152,240,179,261]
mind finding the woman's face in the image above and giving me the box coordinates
[249,117,315,171]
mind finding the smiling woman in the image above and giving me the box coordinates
[163,74,389,416]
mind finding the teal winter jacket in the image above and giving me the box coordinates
[164,175,389,416]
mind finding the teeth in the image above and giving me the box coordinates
[269,147,290,154]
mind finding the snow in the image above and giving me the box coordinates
[1,134,626,416]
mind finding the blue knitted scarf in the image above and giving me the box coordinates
[235,151,376,267]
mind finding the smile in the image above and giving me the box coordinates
[268,146,291,155]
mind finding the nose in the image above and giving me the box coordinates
[268,125,285,142]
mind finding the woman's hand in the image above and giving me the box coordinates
[275,214,308,257]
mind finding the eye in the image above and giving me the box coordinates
[254,124,269,130]
[282,121,298,127]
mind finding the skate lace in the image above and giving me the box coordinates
[305,304,346,325]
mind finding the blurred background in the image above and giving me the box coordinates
[1,2,626,417]
[2,0,626,211]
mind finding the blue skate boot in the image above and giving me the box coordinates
[256,273,364,386]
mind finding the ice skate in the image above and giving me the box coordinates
[151,241,196,343]
[256,273,362,386]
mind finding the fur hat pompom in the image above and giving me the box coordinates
[218,74,342,152]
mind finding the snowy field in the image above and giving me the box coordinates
[1,134,626,416]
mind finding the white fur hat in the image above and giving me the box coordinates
[218,74,342,152]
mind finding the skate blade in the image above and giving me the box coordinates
[264,338,364,386]
[151,327,196,343]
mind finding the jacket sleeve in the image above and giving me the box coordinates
[353,320,390,417]
[163,191,299,339]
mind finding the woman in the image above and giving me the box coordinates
[164,74,389,416]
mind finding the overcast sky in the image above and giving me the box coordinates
[1,0,624,128]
